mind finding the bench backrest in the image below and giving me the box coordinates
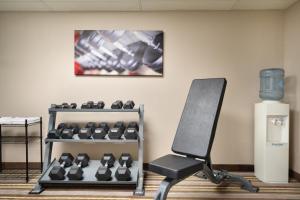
[172,78,227,159]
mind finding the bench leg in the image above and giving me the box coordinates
[154,177,181,200]
[195,164,259,193]
[221,172,259,192]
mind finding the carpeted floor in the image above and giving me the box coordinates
[0,170,299,199]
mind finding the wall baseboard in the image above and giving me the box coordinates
[2,162,299,181]
[212,164,254,172]
[143,163,254,172]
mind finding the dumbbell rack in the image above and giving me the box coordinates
[30,105,144,196]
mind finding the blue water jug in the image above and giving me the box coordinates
[259,68,284,101]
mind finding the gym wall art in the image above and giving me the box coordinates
[74,30,163,76]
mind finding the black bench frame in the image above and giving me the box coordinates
[149,78,258,200]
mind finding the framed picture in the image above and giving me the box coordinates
[74,30,163,76]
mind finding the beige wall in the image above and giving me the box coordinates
[284,1,300,174]
[0,11,284,164]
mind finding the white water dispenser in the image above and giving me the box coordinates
[254,68,289,183]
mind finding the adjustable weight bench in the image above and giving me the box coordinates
[149,78,258,200]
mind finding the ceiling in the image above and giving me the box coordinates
[0,0,298,11]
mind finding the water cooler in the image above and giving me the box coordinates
[254,68,289,183]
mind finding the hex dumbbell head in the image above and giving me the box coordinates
[49,166,66,180]
[123,100,135,109]
[99,122,109,132]
[74,153,90,168]
[93,128,107,139]
[61,129,74,139]
[108,127,123,139]
[119,153,133,168]
[124,128,138,140]
[68,123,79,129]
[100,153,115,168]
[115,166,131,181]
[62,103,70,109]
[96,101,105,109]
[57,123,67,130]
[69,123,79,131]
[87,101,94,105]
[48,129,60,139]
[127,122,139,131]
[114,121,125,132]
[49,153,74,180]
[81,101,94,109]
[78,128,92,139]
[60,124,79,139]
[81,103,88,109]
[70,103,77,109]
[111,100,123,109]
[95,166,112,181]
[85,122,97,132]
[55,104,63,109]
[58,153,74,167]
[67,166,83,180]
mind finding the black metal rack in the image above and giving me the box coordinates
[0,117,43,183]
[30,105,144,195]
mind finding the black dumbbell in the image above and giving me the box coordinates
[114,121,125,132]
[115,153,132,181]
[118,153,132,168]
[61,124,80,139]
[81,101,93,109]
[86,122,97,131]
[95,101,105,109]
[49,153,74,180]
[108,122,125,139]
[67,153,90,180]
[123,100,135,109]
[51,104,63,109]
[124,128,138,140]
[111,100,123,109]
[95,153,115,181]
[127,122,139,131]
[81,103,90,109]
[87,101,94,105]
[78,128,92,139]
[99,122,110,132]
[47,123,67,139]
[48,129,60,139]
[81,101,104,109]
[93,122,109,139]
[115,167,131,181]
[62,103,70,109]
[108,128,122,139]
[78,122,97,139]
[124,122,139,139]
[70,103,77,109]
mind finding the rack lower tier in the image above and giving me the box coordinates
[39,160,139,186]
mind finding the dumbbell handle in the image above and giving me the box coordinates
[77,161,82,168]
[104,162,108,167]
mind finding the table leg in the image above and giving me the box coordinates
[25,120,29,183]
[39,117,43,173]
